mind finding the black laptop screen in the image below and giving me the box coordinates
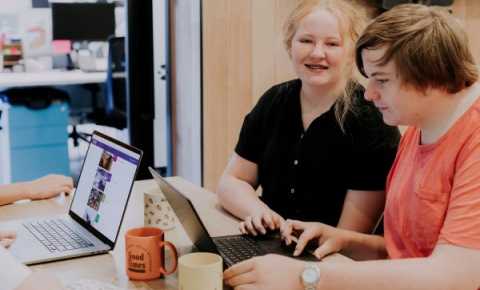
[149,168,219,252]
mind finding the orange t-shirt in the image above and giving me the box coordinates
[384,97,480,258]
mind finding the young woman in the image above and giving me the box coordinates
[217,0,399,236]
[224,4,480,290]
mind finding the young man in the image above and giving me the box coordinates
[224,4,480,290]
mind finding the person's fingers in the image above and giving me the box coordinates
[235,285,255,290]
[65,177,74,188]
[290,219,309,231]
[61,186,72,194]
[239,222,247,235]
[262,213,275,231]
[65,187,75,196]
[294,228,321,256]
[262,212,275,231]
[0,230,16,239]
[284,219,307,245]
[244,217,258,236]
[252,215,266,235]
[225,271,256,287]
[0,238,15,248]
[279,220,287,235]
[280,220,294,245]
[313,239,340,260]
[275,215,285,230]
[224,258,255,280]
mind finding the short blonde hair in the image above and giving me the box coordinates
[356,4,478,94]
[283,0,368,130]
[283,0,365,55]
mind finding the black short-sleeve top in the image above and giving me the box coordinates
[235,79,400,226]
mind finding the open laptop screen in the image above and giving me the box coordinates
[71,132,141,242]
[148,167,218,252]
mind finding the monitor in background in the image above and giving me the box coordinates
[51,3,115,41]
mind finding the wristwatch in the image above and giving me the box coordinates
[301,263,321,290]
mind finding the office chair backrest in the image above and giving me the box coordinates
[105,36,127,129]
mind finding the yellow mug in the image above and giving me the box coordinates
[178,252,223,290]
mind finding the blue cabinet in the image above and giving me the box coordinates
[0,100,70,183]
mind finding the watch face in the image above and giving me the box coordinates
[302,268,318,284]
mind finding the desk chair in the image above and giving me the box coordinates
[68,84,100,146]
[102,36,127,129]
[70,36,127,146]
[86,36,127,130]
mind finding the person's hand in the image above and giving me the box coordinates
[281,219,350,259]
[0,230,16,248]
[224,254,304,290]
[25,175,74,200]
[239,207,284,236]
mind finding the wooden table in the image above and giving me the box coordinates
[0,177,350,289]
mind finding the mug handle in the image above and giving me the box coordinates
[158,240,178,275]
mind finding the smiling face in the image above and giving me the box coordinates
[290,8,350,92]
[362,46,428,126]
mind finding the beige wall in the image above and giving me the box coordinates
[171,0,202,185]
[201,0,480,190]
[452,0,480,64]
[202,0,300,190]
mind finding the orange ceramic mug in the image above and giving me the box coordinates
[125,227,178,280]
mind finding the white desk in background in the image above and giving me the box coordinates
[0,70,106,88]
[0,70,107,183]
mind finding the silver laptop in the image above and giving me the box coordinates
[148,167,316,268]
[0,131,142,265]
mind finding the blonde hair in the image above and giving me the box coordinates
[283,0,368,130]
[356,4,478,94]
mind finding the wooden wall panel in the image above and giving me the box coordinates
[251,0,297,103]
[171,0,202,185]
[201,0,480,191]
[203,0,298,191]
[452,0,480,64]
[251,0,276,102]
[203,0,253,190]
[272,0,298,87]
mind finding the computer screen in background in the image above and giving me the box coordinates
[70,134,141,241]
[51,3,115,41]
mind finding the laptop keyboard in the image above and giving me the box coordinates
[23,219,94,253]
[214,235,266,266]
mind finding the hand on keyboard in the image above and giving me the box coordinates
[26,175,74,200]
[0,230,16,248]
[239,207,285,236]
[280,235,318,258]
